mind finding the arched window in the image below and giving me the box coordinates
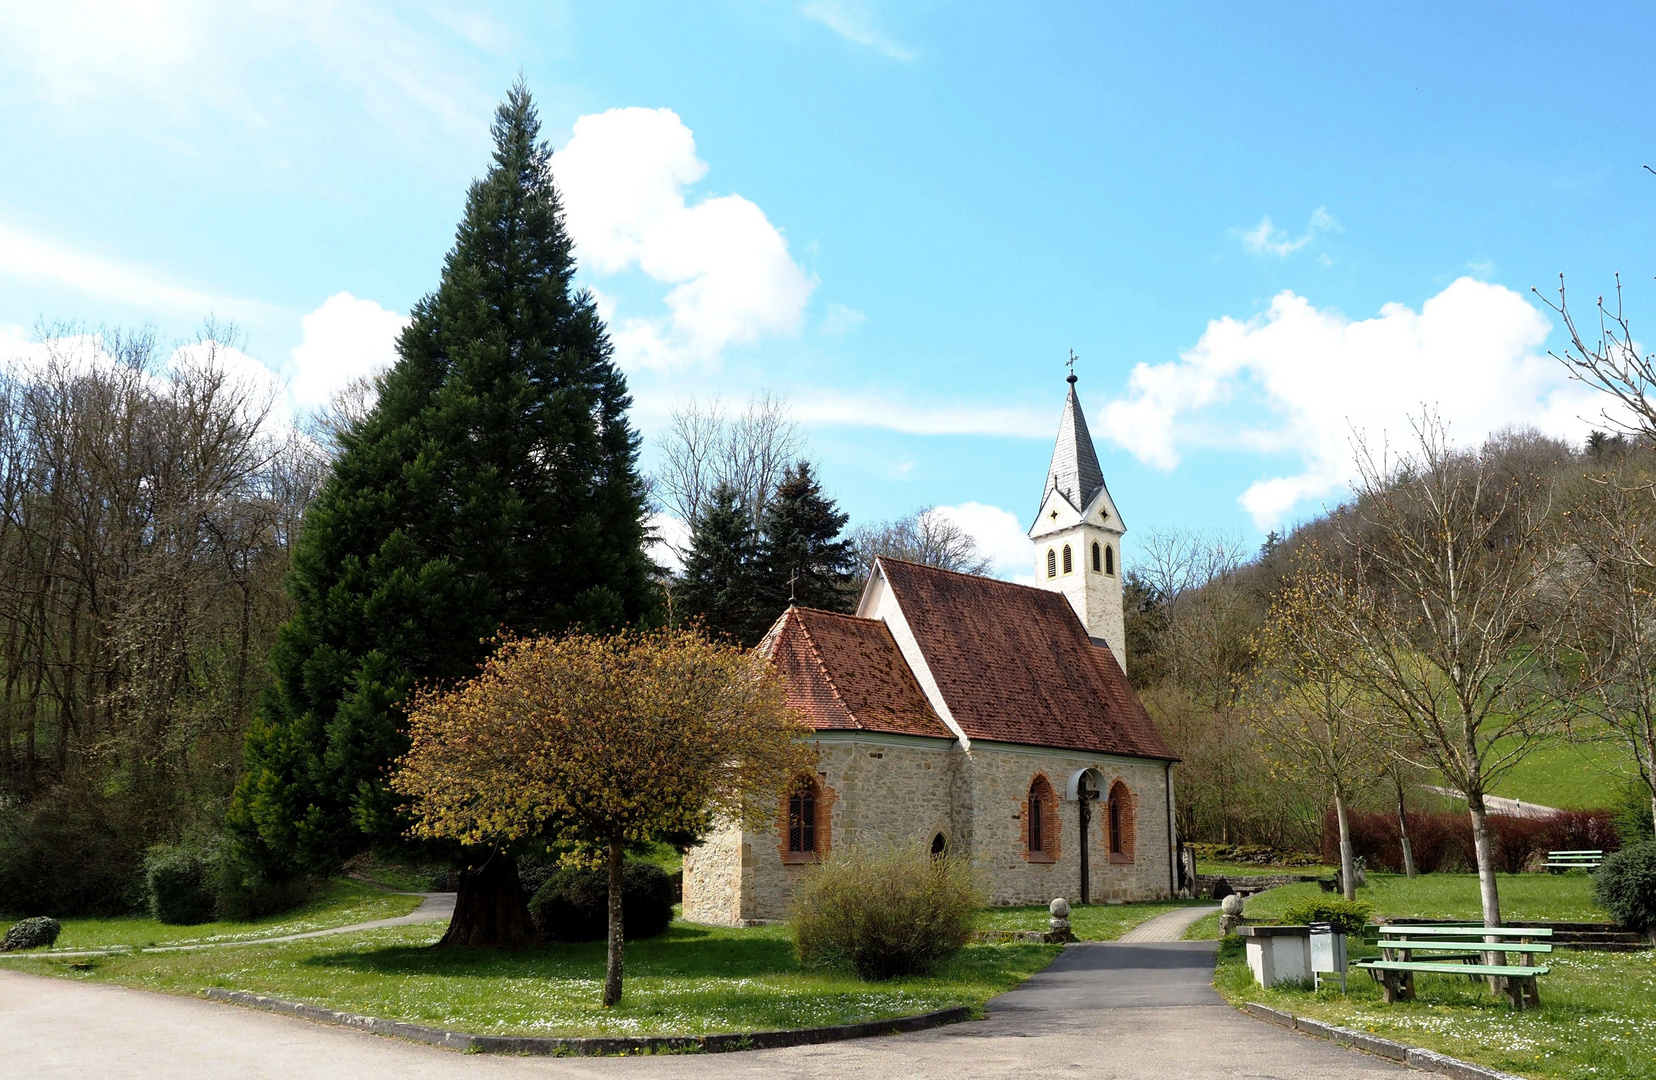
[1105,544,1115,576]
[1106,780,1135,862]
[930,832,948,859]
[1091,542,1101,572]
[1046,548,1057,578]
[1025,775,1057,862]
[788,777,818,855]
[1062,545,1073,574]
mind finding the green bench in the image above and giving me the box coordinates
[1545,849,1603,872]
[1354,924,1552,1009]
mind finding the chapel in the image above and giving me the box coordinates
[681,373,1178,923]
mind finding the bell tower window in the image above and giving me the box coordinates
[1046,549,1057,578]
[1062,545,1073,574]
[1105,545,1115,576]
[1091,542,1101,572]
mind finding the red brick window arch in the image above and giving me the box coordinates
[780,774,834,863]
[1106,779,1136,863]
[1023,775,1059,863]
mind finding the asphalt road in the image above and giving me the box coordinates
[0,940,1408,1078]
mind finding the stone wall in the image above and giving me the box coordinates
[681,731,1175,924]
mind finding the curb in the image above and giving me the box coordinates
[1240,1002,1526,1080]
[202,988,972,1055]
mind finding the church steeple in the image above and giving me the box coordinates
[1027,363,1128,671]
[1041,371,1107,514]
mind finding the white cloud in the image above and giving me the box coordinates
[820,302,867,336]
[789,388,1048,437]
[1102,277,1602,530]
[288,292,409,409]
[552,107,816,371]
[929,502,1031,579]
[1236,206,1339,257]
[646,511,691,574]
[0,1,490,139]
[801,0,915,61]
[0,218,270,318]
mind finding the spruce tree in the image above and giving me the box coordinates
[230,84,656,938]
[756,462,856,621]
[674,483,763,644]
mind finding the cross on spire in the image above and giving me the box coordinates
[788,567,799,604]
[1066,350,1078,385]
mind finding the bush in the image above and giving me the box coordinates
[1,916,62,951]
[791,847,982,981]
[207,842,309,921]
[527,860,674,942]
[1594,841,1656,936]
[0,786,147,916]
[145,848,216,925]
[1488,814,1553,874]
[1612,785,1655,848]
[1278,896,1373,935]
[1544,808,1620,856]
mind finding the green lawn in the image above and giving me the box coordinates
[976,899,1207,940]
[1197,870,1643,1080]
[1197,861,1336,878]
[7,921,1059,1038]
[1462,733,1631,810]
[3,878,422,952]
[1214,930,1656,1080]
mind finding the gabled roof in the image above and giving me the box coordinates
[874,558,1174,760]
[1041,379,1107,515]
[758,606,954,740]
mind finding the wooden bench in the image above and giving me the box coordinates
[1545,849,1603,872]
[1354,925,1552,1009]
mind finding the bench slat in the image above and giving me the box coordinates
[1355,960,1550,978]
[1378,940,1552,953]
[1376,926,1552,938]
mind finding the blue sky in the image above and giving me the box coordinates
[3,2,1652,576]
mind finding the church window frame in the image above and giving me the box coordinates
[1062,544,1073,574]
[1091,542,1101,572]
[1023,775,1058,863]
[1105,544,1115,576]
[1105,779,1135,863]
[1046,548,1057,578]
[781,774,832,864]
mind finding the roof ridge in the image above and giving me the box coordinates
[878,556,1074,600]
[791,611,866,731]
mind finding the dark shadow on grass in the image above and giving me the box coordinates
[301,926,801,981]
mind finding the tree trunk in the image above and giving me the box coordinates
[1467,800,1502,927]
[438,849,537,948]
[602,833,625,1007]
[1334,791,1357,901]
[1393,772,1417,879]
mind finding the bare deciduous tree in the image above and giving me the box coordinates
[1320,414,1561,928]
[653,392,803,543]
[849,507,993,580]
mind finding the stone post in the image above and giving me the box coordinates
[1047,897,1075,943]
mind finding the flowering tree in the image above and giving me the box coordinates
[392,629,814,1005]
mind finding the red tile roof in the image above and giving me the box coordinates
[759,606,954,740]
[875,558,1175,760]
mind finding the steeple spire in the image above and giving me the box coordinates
[1041,362,1105,513]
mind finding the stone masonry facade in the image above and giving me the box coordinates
[682,731,1174,924]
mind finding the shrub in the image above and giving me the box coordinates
[1544,808,1620,856]
[145,849,216,925]
[1488,814,1553,874]
[791,847,982,981]
[1594,841,1656,936]
[1,916,62,951]
[1278,896,1373,935]
[207,842,309,921]
[0,786,147,916]
[1612,785,1655,848]
[527,860,674,942]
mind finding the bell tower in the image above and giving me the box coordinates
[1028,364,1127,671]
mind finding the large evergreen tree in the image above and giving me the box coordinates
[674,483,763,644]
[756,462,856,618]
[229,84,656,935]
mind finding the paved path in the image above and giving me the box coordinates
[1116,903,1218,942]
[0,939,1407,1078]
[21,893,456,960]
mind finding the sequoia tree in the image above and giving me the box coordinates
[229,83,657,942]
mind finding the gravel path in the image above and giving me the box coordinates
[1116,903,1219,942]
[0,938,1408,1078]
[10,892,455,960]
